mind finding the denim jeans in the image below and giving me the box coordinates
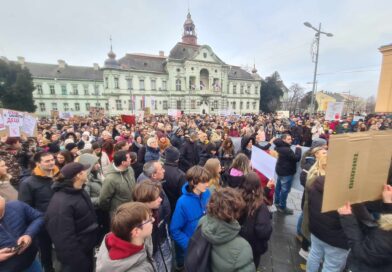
[24,259,42,272]
[306,234,348,272]
[297,212,303,235]
[153,237,172,272]
[274,175,294,209]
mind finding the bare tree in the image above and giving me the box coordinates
[286,83,305,114]
[365,96,376,113]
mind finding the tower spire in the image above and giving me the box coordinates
[182,12,197,45]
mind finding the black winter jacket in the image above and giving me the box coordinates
[18,167,59,212]
[163,162,187,212]
[222,168,245,188]
[239,204,273,267]
[274,139,302,176]
[45,182,98,271]
[339,203,392,272]
[308,176,349,249]
[170,134,183,150]
[179,139,199,172]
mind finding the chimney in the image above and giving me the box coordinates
[93,63,99,70]
[57,59,66,69]
[159,51,164,57]
[17,56,25,66]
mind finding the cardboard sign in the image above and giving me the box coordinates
[0,108,37,137]
[325,102,344,121]
[322,131,392,212]
[251,146,277,180]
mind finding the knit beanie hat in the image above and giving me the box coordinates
[311,138,327,149]
[164,146,180,163]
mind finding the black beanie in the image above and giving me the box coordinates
[164,146,180,163]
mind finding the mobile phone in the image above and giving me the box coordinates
[10,243,24,252]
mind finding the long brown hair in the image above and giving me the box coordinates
[204,158,221,189]
[240,171,264,216]
[230,153,251,175]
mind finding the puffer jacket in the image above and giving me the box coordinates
[0,201,43,272]
[199,215,256,272]
[18,166,60,212]
[96,234,155,272]
[145,146,160,162]
[170,183,210,251]
[99,164,136,216]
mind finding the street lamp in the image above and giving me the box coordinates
[304,22,333,115]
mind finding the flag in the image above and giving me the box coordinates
[121,115,136,125]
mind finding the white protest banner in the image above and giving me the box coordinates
[168,109,181,118]
[3,109,23,127]
[325,102,344,121]
[59,112,73,120]
[0,108,37,137]
[0,114,5,130]
[276,111,290,119]
[251,146,277,180]
[22,114,37,137]
[353,116,365,122]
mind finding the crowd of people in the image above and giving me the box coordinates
[0,112,391,272]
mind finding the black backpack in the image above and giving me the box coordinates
[184,226,212,272]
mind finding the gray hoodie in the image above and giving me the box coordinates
[96,235,155,272]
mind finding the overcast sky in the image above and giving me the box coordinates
[1,0,391,98]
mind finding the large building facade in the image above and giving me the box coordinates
[15,13,262,116]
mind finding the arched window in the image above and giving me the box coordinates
[200,69,209,90]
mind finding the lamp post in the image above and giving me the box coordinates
[304,22,333,116]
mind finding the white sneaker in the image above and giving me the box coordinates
[299,248,309,260]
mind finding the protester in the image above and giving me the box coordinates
[133,180,172,272]
[162,146,187,212]
[45,162,98,272]
[0,196,44,272]
[204,158,222,194]
[99,150,136,217]
[306,155,349,272]
[223,153,251,188]
[337,185,392,272]
[198,187,256,272]
[19,151,59,272]
[170,165,211,269]
[0,159,18,201]
[145,137,160,162]
[55,150,73,169]
[218,137,235,170]
[239,172,273,267]
[95,202,156,272]
[179,132,199,172]
[273,134,302,214]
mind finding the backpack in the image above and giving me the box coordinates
[184,226,212,272]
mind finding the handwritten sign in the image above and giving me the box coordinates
[0,108,37,137]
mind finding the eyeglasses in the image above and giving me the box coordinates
[137,216,155,228]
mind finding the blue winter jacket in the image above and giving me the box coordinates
[144,146,160,162]
[170,183,211,251]
[0,200,44,248]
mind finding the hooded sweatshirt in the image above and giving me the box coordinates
[199,215,256,272]
[96,233,155,272]
[99,164,136,216]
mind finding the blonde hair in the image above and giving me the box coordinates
[306,155,327,187]
[230,153,251,175]
[204,158,221,189]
